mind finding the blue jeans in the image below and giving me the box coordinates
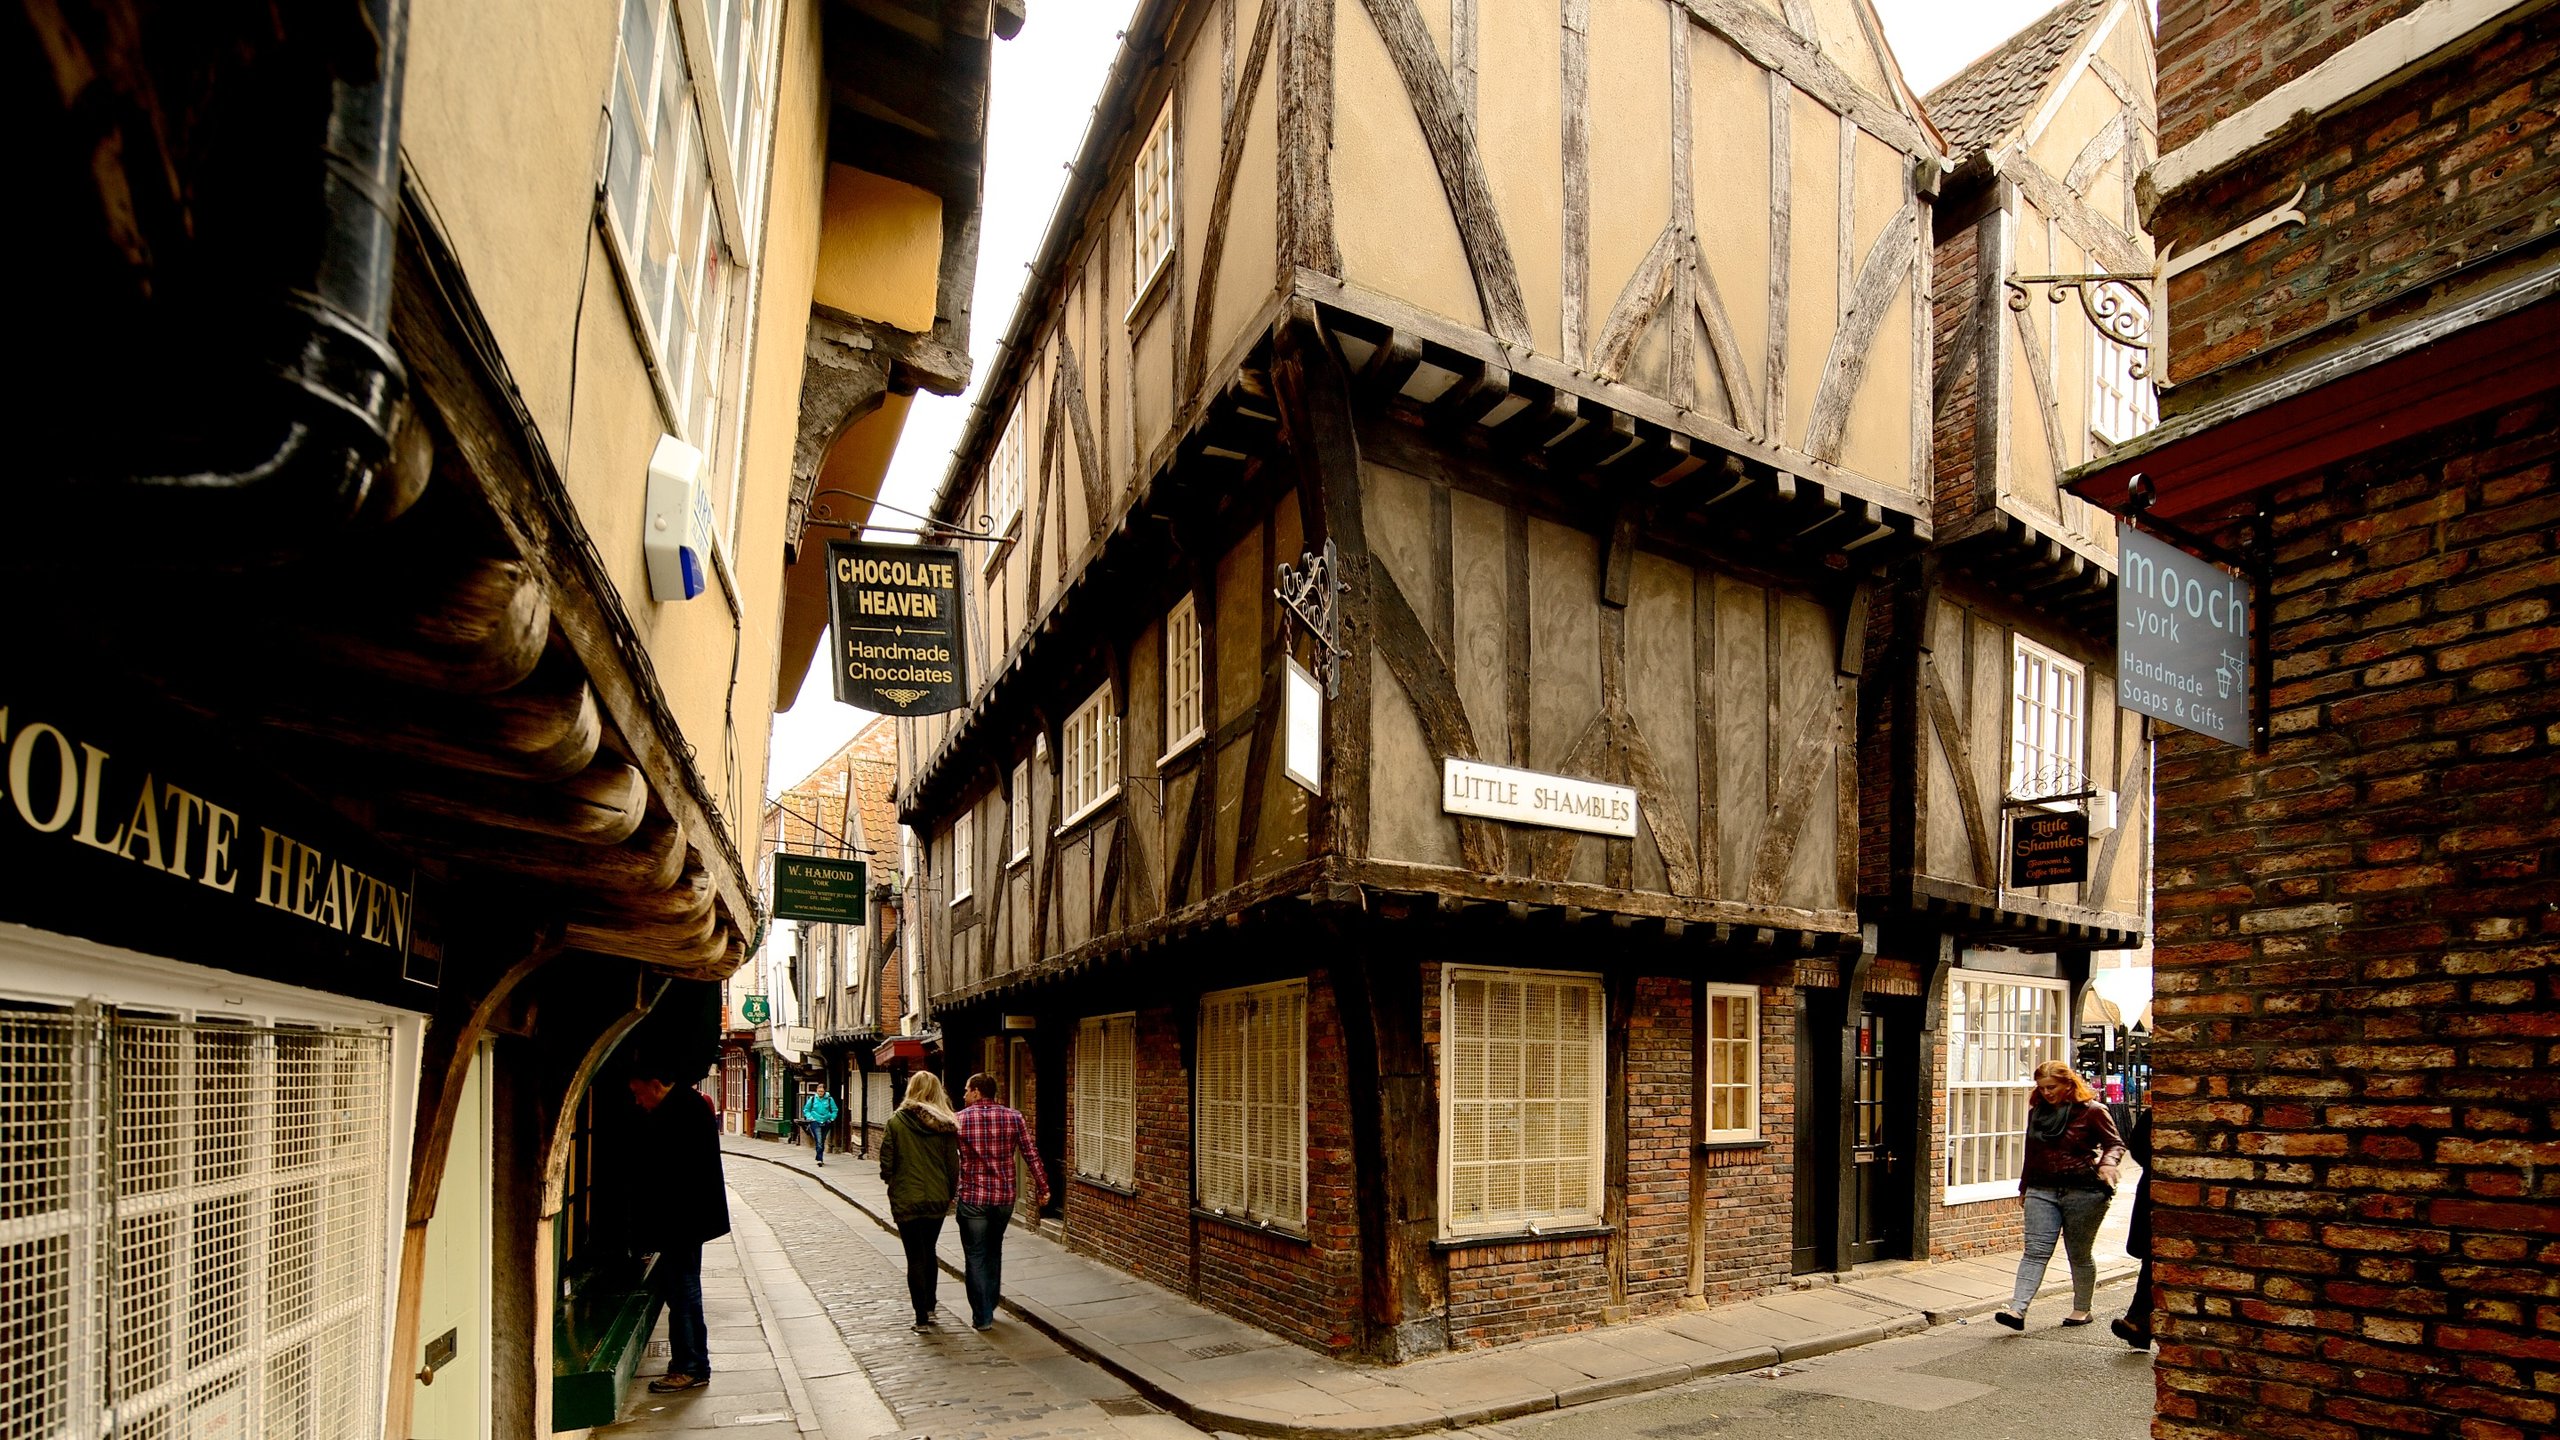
[805,1120,826,1162]
[956,1202,1013,1327]
[2011,1185,2110,1315]
[655,1242,708,1378]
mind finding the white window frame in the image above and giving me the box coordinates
[600,0,783,555]
[2087,287,2160,452]
[1130,99,1176,307]
[949,811,974,906]
[1194,980,1306,1229]
[986,404,1026,546]
[1058,685,1123,829]
[2009,635,2086,804]
[1162,594,1204,761]
[1439,966,1608,1237]
[1701,984,1761,1144]
[1008,760,1032,866]
[1074,1012,1138,1187]
[1943,970,2071,1205]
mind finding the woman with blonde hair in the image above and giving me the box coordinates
[1994,1060,2126,1331]
[878,1071,960,1329]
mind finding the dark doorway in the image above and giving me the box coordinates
[1792,988,1842,1274]
[1846,999,1919,1263]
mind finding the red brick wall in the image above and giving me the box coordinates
[1695,982,1796,1306]
[2146,393,2560,1439]
[2156,0,2433,151]
[1059,979,1364,1355]
[1623,976,1692,1315]
[1445,1234,1613,1348]
[1063,1005,1194,1294]
[1931,217,1983,523]
[2159,11,2560,387]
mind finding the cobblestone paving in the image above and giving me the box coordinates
[724,1160,1207,1440]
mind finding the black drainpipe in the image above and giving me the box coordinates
[35,0,410,554]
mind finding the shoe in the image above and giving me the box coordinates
[912,1318,933,1332]
[2061,1313,2094,1327]
[972,1319,994,1331]
[2111,1317,2152,1349]
[648,1373,708,1393]
[1994,1309,2025,1331]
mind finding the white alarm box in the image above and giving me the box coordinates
[2086,789,2119,836]
[643,434,716,602]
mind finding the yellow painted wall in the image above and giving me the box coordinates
[407,1044,489,1440]
[814,167,943,330]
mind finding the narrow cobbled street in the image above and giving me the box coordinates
[719,1160,1208,1440]
[1483,1278,2153,1440]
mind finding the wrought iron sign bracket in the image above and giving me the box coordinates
[804,487,1005,543]
[2005,268,2169,384]
[1275,538,1345,699]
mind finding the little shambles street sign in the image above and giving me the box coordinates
[2118,524,2252,746]
[772,853,867,924]
[2010,809,2091,888]
[826,540,967,714]
[1442,758,1638,838]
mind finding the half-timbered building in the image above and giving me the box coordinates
[895,0,1954,1358]
[1855,0,2157,1270]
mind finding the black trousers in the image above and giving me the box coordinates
[2123,1257,2155,1330]
[898,1216,945,1322]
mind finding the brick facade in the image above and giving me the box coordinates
[2156,0,2435,151]
[2161,10,2560,388]
[2145,395,2560,1439]
[1694,982,1797,1306]
[1058,977,1364,1355]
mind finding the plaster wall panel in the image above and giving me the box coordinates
[1450,490,1512,762]
[1688,26,1771,415]
[1333,1,1482,333]
[1784,87,1838,453]
[1476,0,1567,357]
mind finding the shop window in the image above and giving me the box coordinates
[1163,595,1203,758]
[1,1003,394,1440]
[1195,982,1305,1228]
[2010,636,2085,801]
[1131,99,1175,301]
[1702,984,1760,1143]
[1059,685,1122,827]
[1442,968,1605,1235]
[1075,1014,1137,1186]
[1944,973,2070,1203]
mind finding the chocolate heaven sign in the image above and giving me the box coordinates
[826,541,967,714]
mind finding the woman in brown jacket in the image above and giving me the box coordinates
[1993,1061,2126,1331]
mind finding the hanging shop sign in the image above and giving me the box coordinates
[741,994,771,1025]
[1441,758,1638,838]
[771,853,868,924]
[0,676,440,1008]
[825,540,968,714]
[2118,524,2252,746]
[2009,809,2091,888]
[1283,659,1323,795]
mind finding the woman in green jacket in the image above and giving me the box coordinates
[877,1071,960,1329]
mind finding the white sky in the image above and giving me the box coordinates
[767,0,2102,797]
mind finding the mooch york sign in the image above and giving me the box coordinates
[772,853,867,924]
[826,540,967,714]
[2118,524,2251,746]
[1442,758,1638,838]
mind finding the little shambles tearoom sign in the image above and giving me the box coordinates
[826,540,967,714]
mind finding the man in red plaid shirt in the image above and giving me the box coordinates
[955,1072,1050,1329]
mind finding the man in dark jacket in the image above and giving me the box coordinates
[2112,1105,2155,1349]
[628,1070,731,1393]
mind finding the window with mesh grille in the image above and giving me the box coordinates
[1441,968,1605,1235]
[1,1002,393,1440]
[1074,1014,1136,1186]
[1131,101,1175,302]
[1702,985,1760,1143]
[1943,973,2069,1203]
[1193,983,1304,1228]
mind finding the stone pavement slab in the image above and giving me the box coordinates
[724,1134,2138,1439]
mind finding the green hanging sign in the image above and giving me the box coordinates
[772,853,869,924]
[741,994,770,1025]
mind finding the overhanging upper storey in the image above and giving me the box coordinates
[917,0,1949,761]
